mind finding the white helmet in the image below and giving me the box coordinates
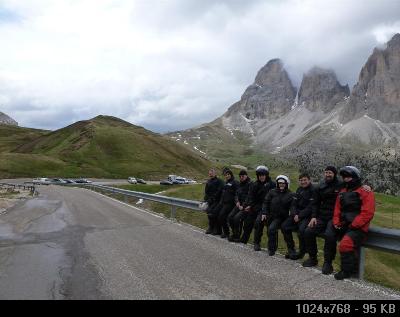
[276,175,290,186]
[256,165,269,176]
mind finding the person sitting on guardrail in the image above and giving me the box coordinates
[304,166,373,275]
[238,166,275,245]
[333,166,375,280]
[204,168,224,235]
[256,175,293,255]
[303,166,342,274]
[281,173,317,260]
[216,169,239,239]
[227,170,252,242]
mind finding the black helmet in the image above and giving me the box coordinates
[339,166,361,179]
[256,165,269,176]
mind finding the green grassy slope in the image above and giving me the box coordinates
[167,118,298,174]
[0,125,48,152]
[0,116,213,179]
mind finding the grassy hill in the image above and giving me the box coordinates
[0,116,213,179]
[167,118,298,174]
[0,125,48,152]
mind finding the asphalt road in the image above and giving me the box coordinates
[0,185,399,300]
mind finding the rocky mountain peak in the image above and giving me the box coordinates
[226,59,296,121]
[0,112,18,126]
[298,67,350,113]
[340,33,400,124]
[254,58,286,86]
[387,33,400,49]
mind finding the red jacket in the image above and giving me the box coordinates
[333,187,375,233]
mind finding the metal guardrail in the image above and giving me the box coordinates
[359,227,400,279]
[0,182,36,193]
[74,183,399,280]
[85,184,201,218]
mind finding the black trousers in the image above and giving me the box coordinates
[337,226,367,273]
[228,206,242,238]
[281,217,309,253]
[304,218,337,262]
[218,203,235,235]
[233,211,258,243]
[207,202,221,233]
[254,214,285,252]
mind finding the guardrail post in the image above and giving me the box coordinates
[358,247,366,280]
[171,205,177,220]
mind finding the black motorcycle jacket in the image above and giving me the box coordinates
[262,188,294,219]
[291,184,317,220]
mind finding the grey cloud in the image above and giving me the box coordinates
[1,0,400,132]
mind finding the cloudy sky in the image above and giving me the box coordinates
[0,0,400,132]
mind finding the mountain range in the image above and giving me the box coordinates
[170,33,400,194]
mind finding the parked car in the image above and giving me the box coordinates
[74,179,93,184]
[186,179,197,184]
[175,177,187,184]
[128,177,137,184]
[63,179,76,184]
[136,178,147,184]
[32,178,51,185]
[49,178,68,185]
[160,180,174,185]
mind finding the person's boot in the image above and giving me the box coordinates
[322,262,334,275]
[334,270,352,280]
[228,234,235,242]
[212,225,222,236]
[268,250,275,256]
[302,256,318,267]
[240,232,249,244]
[206,217,215,234]
[254,243,261,251]
[233,236,241,243]
[221,227,229,239]
[285,248,297,259]
[291,250,306,260]
[335,252,356,280]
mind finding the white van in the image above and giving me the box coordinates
[168,175,177,182]
[128,177,137,184]
[32,178,51,185]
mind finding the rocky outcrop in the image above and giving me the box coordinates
[0,112,18,126]
[178,33,400,154]
[298,67,350,113]
[226,59,296,121]
[341,33,400,123]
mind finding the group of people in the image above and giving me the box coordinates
[203,165,375,280]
